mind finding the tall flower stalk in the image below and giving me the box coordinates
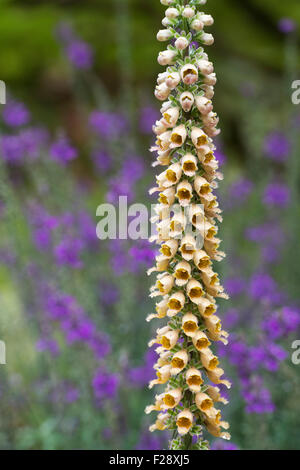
[146,0,230,450]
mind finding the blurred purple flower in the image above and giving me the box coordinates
[2,101,30,127]
[121,156,144,182]
[1,135,25,163]
[264,132,290,162]
[89,111,127,138]
[36,337,60,357]
[214,148,227,166]
[140,107,160,134]
[129,240,155,270]
[229,178,253,203]
[128,348,157,387]
[242,377,275,414]
[224,277,246,297]
[136,432,165,450]
[263,183,290,208]
[54,237,83,269]
[211,441,238,450]
[278,18,296,34]
[92,150,112,173]
[92,367,120,403]
[50,137,78,165]
[66,40,94,69]
[249,273,282,304]
[100,281,120,306]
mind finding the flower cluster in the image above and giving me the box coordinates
[146,0,230,450]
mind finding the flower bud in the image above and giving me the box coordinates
[201,33,214,46]
[155,83,171,101]
[202,84,215,99]
[158,50,177,66]
[157,71,168,85]
[165,72,181,89]
[195,95,213,115]
[199,14,214,26]
[204,73,217,86]
[197,59,214,75]
[153,119,168,136]
[157,29,173,42]
[191,19,204,32]
[175,36,189,50]
[165,7,179,19]
[182,7,195,18]
[160,0,173,5]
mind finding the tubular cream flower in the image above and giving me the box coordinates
[182,312,198,337]
[186,368,204,393]
[180,234,197,261]
[162,106,180,128]
[187,279,204,304]
[200,348,220,371]
[171,350,189,375]
[149,413,169,432]
[163,388,182,409]
[191,127,209,148]
[167,291,185,317]
[194,250,211,272]
[179,91,194,112]
[161,329,179,350]
[160,239,179,259]
[155,83,171,101]
[174,260,191,286]
[181,153,198,177]
[170,124,187,149]
[176,180,193,207]
[147,1,230,450]
[192,330,211,351]
[176,409,193,435]
[180,64,199,85]
[195,392,214,414]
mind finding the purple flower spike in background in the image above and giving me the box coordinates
[92,368,120,405]
[50,137,78,165]
[264,132,290,162]
[2,100,31,127]
[66,40,94,69]
[263,182,290,208]
[278,18,296,34]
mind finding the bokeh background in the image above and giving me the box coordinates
[0,0,300,450]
